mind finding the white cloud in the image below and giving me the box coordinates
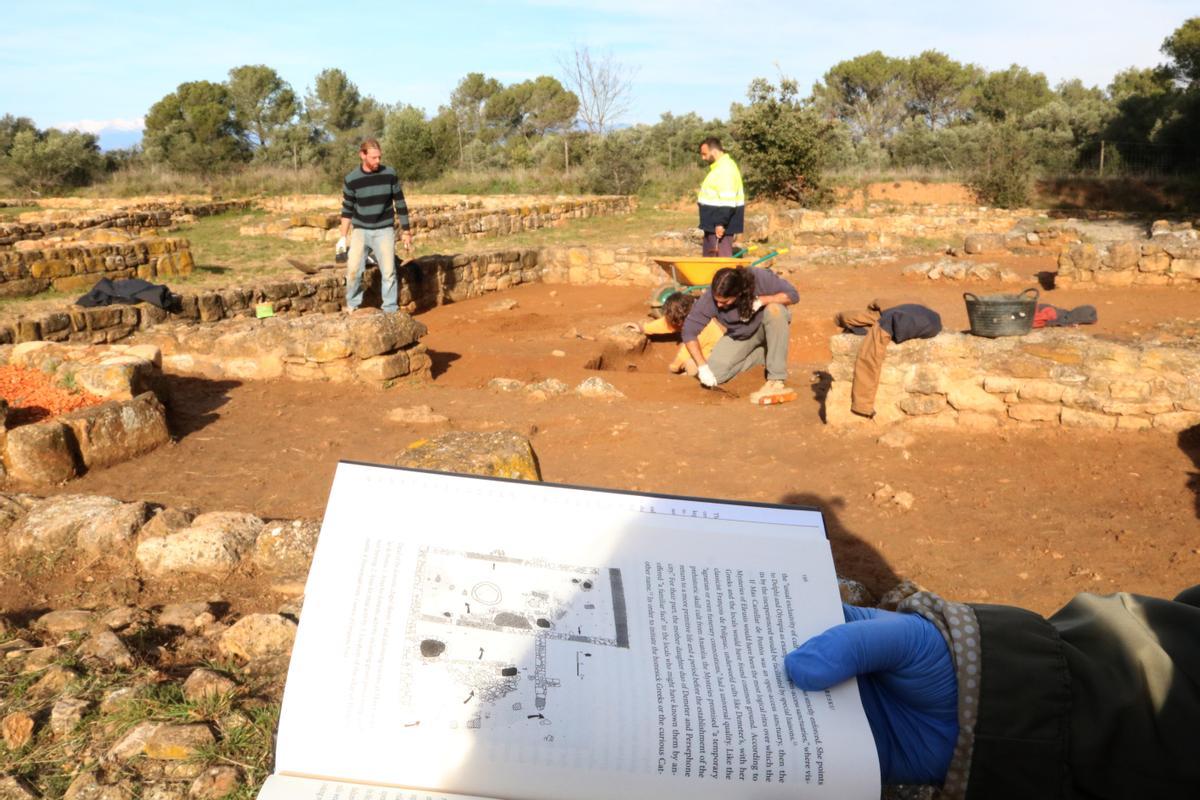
[51,117,145,135]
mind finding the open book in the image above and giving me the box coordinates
[258,462,879,799]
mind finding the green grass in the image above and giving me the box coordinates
[0,205,37,220]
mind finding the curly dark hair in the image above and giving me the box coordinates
[662,292,697,330]
[711,267,755,323]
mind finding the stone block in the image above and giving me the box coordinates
[903,363,945,394]
[1116,416,1152,431]
[1104,240,1139,270]
[1138,252,1171,272]
[945,380,1005,413]
[59,393,170,470]
[1018,380,1066,403]
[356,351,410,381]
[395,430,541,481]
[1008,403,1061,422]
[1061,407,1116,430]
[963,234,1005,254]
[7,494,147,557]
[1171,258,1200,279]
[136,511,264,577]
[957,411,1003,430]
[1153,411,1200,432]
[900,394,948,416]
[3,420,76,484]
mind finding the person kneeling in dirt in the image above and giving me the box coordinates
[835,299,941,418]
[681,266,798,403]
[641,292,724,376]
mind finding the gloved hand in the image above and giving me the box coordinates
[335,236,348,256]
[785,604,958,785]
[752,297,764,314]
[697,364,717,388]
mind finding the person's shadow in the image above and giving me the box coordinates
[1180,424,1200,520]
[779,492,901,600]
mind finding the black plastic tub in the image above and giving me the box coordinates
[964,288,1039,338]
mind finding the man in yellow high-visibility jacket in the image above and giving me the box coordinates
[697,137,745,257]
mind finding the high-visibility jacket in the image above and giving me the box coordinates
[697,153,745,234]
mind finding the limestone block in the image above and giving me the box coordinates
[396,430,541,481]
[250,519,320,578]
[1171,258,1200,279]
[136,511,264,577]
[1103,240,1139,271]
[6,495,147,557]
[36,609,97,637]
[1153,411,1200,432]
[963,234,1005,254]
[1108,380,1151,402]
[1061,407,1116,430]
[357,350,410,381]
[903,363,946,394]
[218,614,298,663]
[900,394,948,416]
[59,393,170,470]
[983,376,1022,394]
[144,724,215,760]
[1138,252,1171,272]
[1008,403,1061,422]
[2,420,77,485]
[945,380,1005,413]
[1018,380,1066,403]
[74,359,150,400]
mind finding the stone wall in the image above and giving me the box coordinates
[0,200,251,248]
[240,195,638,244]
[825,331,1200,433]
[0,236,193,296]
[137,312,431,387]
[540,245,686,287]
[757,205,1029,249]
[1056,232,1200,288]
[0,248,542,348]
[0,342,171,484]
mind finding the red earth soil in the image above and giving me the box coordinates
[0,364,104,427]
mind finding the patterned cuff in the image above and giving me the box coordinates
[897,591,983,800]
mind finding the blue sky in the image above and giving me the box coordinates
[1,0,1194,149]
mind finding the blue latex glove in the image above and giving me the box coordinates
[785,604,958,785]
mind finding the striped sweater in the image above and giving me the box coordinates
[340,164,410,230]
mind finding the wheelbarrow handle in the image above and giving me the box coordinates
[1020,287,1040,302]
[963,292,979,302]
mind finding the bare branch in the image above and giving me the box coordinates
[557,45,636,135]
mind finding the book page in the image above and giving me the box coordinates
[275,463,878,800]
[258,773,501,800]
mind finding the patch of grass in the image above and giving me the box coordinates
[446,206,693,255]
[196,702,280,795]
[905,236,951,253]
[0,205,37,220]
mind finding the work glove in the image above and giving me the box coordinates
[335,236,347,255]
[785,604,958,785]
[752,298,764,314]
[697,364,717,388]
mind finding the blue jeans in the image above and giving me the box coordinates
[346,227,397,312]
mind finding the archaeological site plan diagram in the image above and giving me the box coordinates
[399,546,630,735]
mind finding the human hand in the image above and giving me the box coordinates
[335,236,348,256]
[752,297,764,314]
[785,604,958,785]
[697,364,717,388]
[401,230,413,251]
[715,225,726,238]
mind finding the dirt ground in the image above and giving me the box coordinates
[17,251,1197,619]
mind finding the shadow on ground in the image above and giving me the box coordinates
[779,492,900,600]
[159,375,242,438]
[1180,424,1200,520]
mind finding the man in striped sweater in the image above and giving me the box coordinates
[337,138,413,313]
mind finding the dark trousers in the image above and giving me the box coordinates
[702,232,733,257]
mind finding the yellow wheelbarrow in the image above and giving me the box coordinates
[648,248,789,311]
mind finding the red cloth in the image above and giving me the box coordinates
[1033,305,1058,329]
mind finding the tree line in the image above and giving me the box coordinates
[0,19,1196,207]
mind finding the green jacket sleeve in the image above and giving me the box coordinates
[965,587,1200,799]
